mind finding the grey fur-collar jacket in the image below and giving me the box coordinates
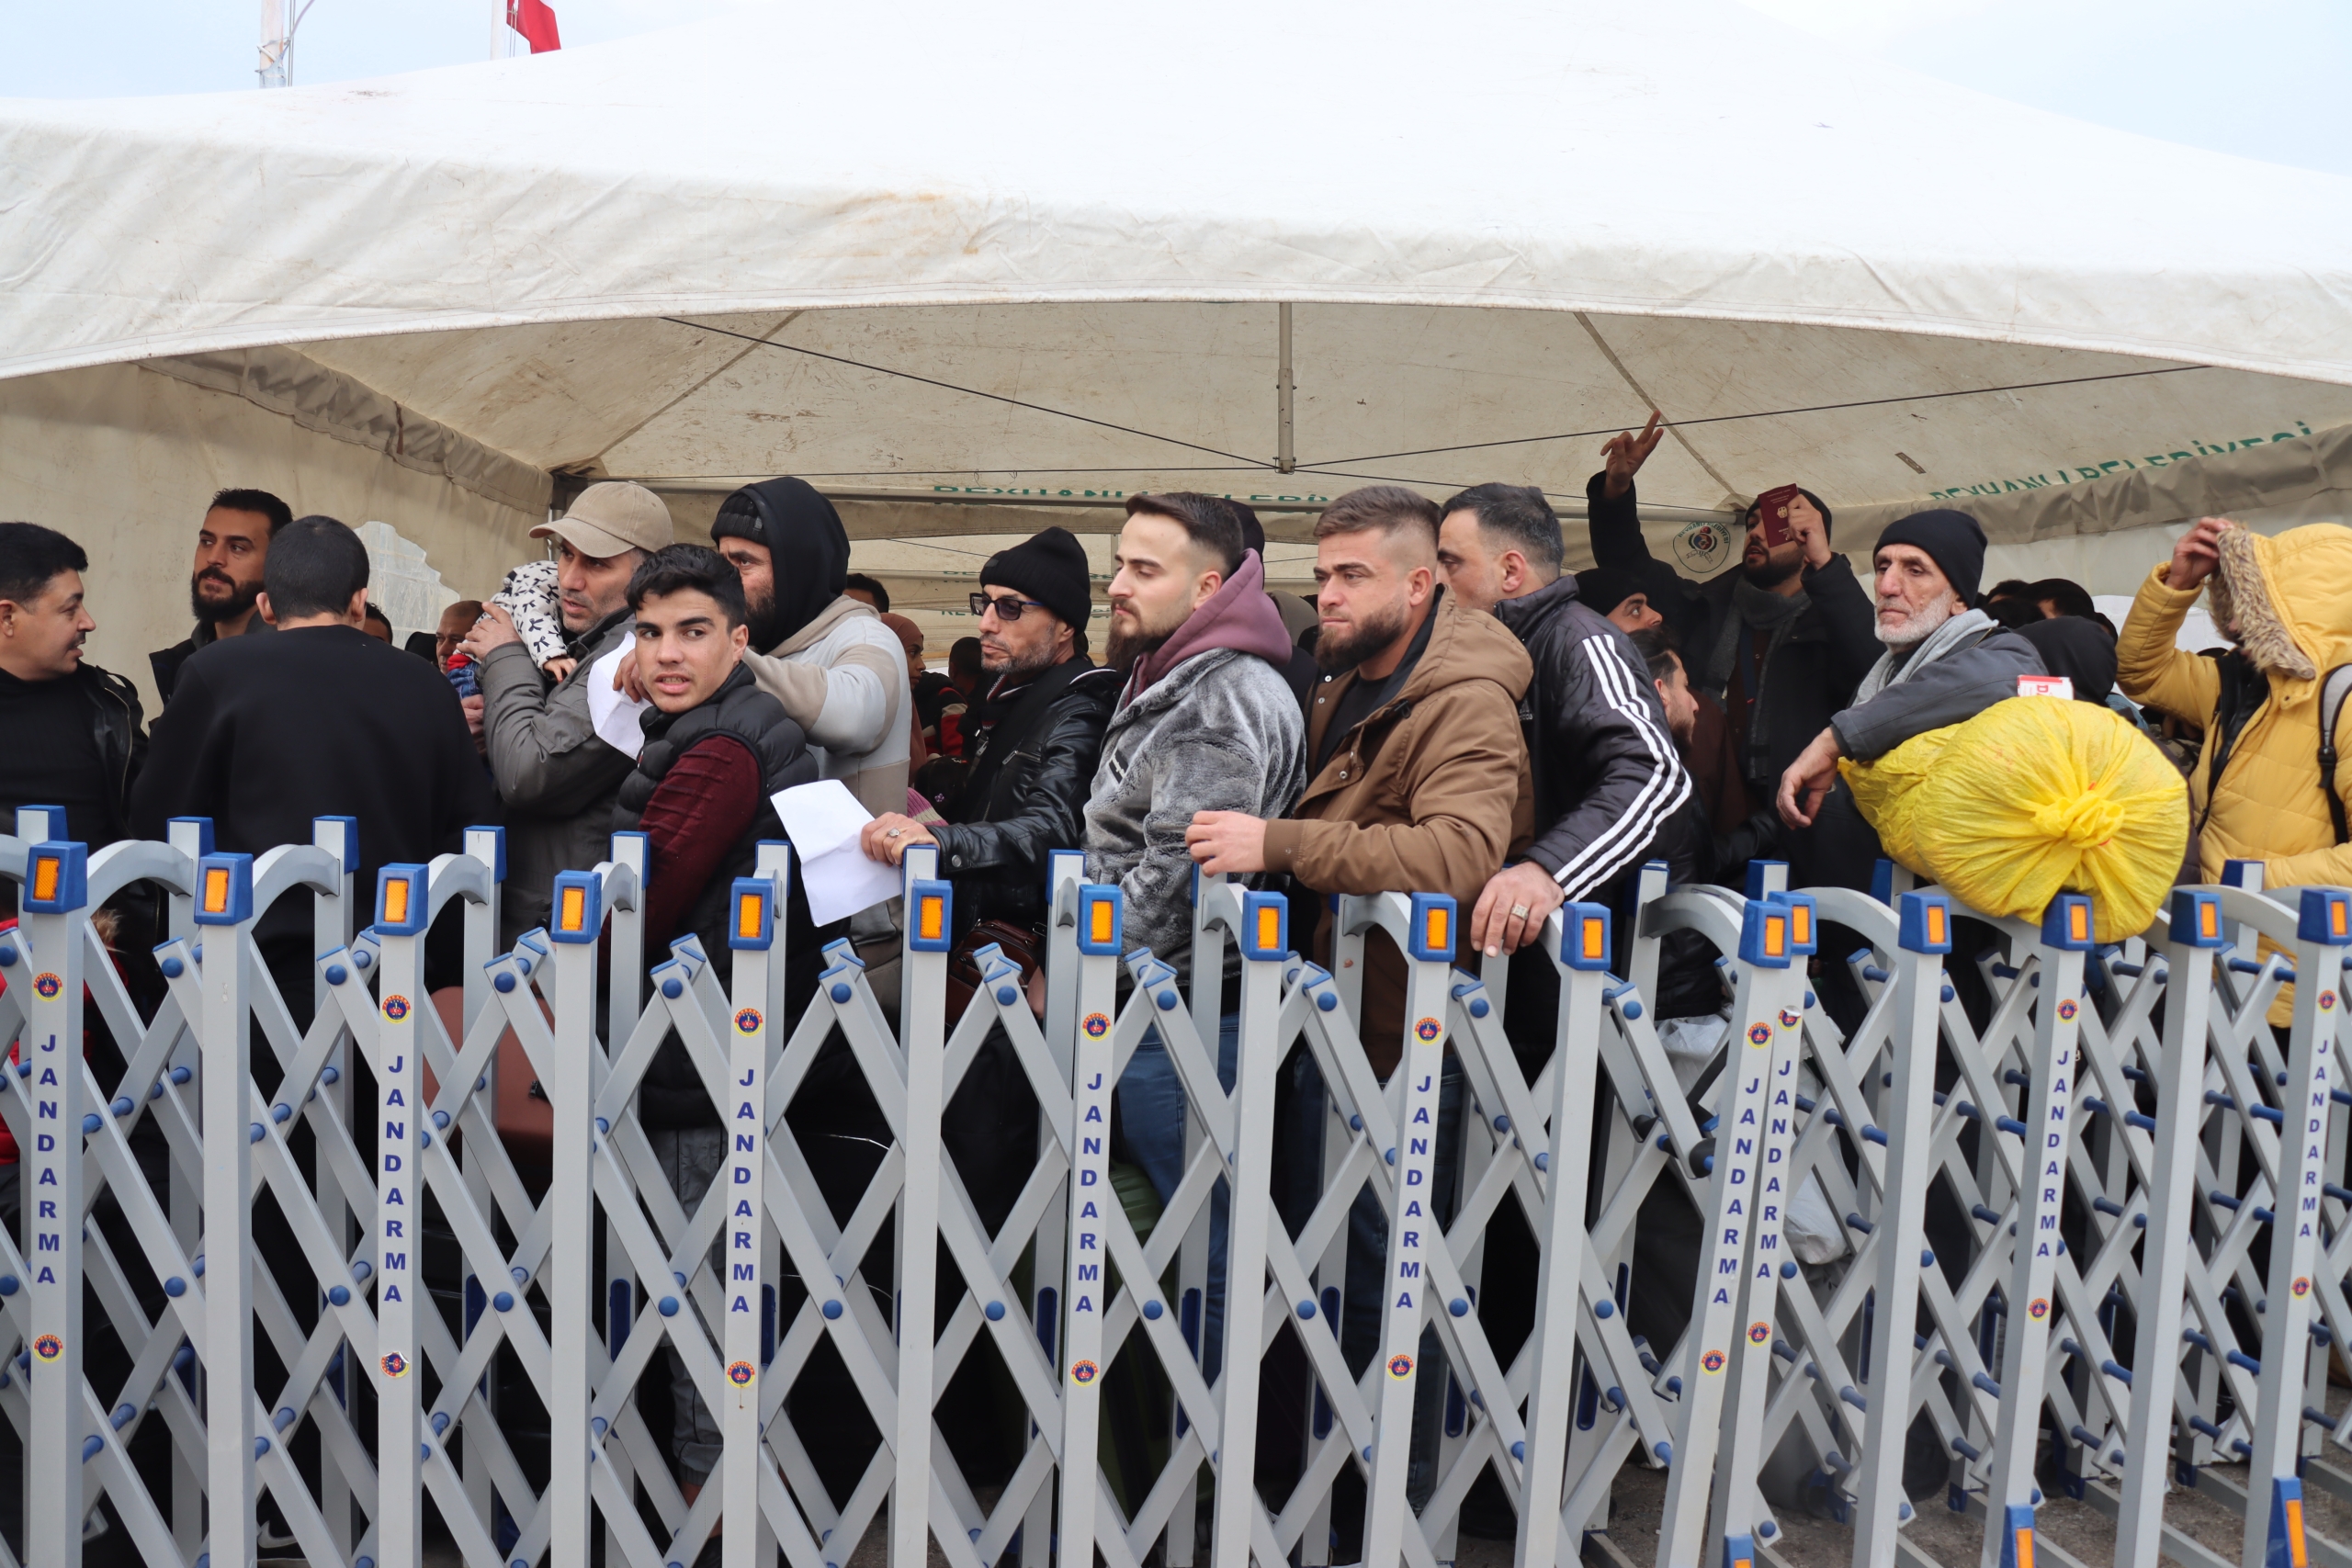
[1082,647,1306,983]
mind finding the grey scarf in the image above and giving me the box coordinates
[1851,606,1995,704]
[1704,575,1811,781]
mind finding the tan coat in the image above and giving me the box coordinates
[1263,592,1533,1073]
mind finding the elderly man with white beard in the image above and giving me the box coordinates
[1775,509,2044,840]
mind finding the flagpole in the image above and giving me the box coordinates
[258,0,288,85]
[492,0,506,60]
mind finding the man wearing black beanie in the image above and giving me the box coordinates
[1775,508,2042,857]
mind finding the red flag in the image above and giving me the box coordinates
[507,0,560,52]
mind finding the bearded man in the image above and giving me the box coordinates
[1775,510,2043,868]
[1577,412,1881,888]
[150,487,291,704]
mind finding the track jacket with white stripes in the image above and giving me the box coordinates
[1492,574,1692,903]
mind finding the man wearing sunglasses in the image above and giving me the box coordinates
[859,526,1115,1236]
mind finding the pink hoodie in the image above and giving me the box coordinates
[1125,550,1298,700]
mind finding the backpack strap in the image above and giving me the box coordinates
[2320,663,2352,844]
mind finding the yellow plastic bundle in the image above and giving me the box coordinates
[1840,696,2188,942]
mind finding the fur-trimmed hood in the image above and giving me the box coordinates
[2207,524,2352,688]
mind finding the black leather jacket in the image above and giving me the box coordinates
[934,659,1120,931]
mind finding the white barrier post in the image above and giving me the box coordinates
[1060,880,1123,1567]
[17,836,89,1565]
[1979,894,2095,1568]
[721,864,785,1568]
[2116,889,2226,1568]
[895,847,951,1567]
[1851,891,1954,1568]
[545,866,606,1565]
[370,862,433,1563]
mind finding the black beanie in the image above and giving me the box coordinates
[1874,509,1987,606]
[1574,567,1643,617]
[978,525,1093,632]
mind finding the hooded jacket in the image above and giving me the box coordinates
[1263,589,1532,1072]
[719,478,912,818]
[2118,525,2352,888]
[1083,552,1306,981]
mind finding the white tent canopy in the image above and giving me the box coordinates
[6,0,2352,694]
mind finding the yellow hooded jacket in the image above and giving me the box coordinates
[2117,524,2352,1018]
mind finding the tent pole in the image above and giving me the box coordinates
[257,0,288,86]
[1277,301,1295,474]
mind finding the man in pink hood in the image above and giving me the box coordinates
[1085,491,1306,1380]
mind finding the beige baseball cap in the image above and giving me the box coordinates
[530,480,674,559]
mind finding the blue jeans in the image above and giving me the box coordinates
[1115,1013,1239,1384]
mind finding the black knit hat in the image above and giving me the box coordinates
[1574,567,1643,616]
[979,526,1093,632]
[1875,509,1988,606]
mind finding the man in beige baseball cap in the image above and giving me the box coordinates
[462,479,676,938]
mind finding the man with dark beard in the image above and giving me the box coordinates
[1578,412,1879,890]
[149,487,290,704]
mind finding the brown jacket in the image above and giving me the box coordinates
[1263,591,1533,1074]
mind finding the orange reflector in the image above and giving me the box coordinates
[32,857,61,905]
[2069,904,2089,942]
[1734,1558,1752,1568]
[2334,904,2347,938]
[559,886,585,931]
[2288,1499,2309,1568]
[1426,908,1449,952]
[1581,918,1607,961]
[1090,900,1114,944]
[1765,915,1786,957]
[1256,906,1281,951]
[383,877,412,926]
[920,896,944,942]
[2200,902,2220,939]
[200,865,228,913]
[2015,1527,2036,1568]
[736,893,763,940]
[1791,904,1811,946]
[1927,906,1947,945]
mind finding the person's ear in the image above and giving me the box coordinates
[1194,570,1225,609]
[730,622,751,655]
[345,589,369,626]
[256,591,277,626]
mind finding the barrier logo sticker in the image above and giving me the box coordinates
[2295,1276,2312,1298]
[2028,1299,2050,1320]
[1069,1359,1099,1385]
[2325,990,2339,1011]
[380,1350,410,1379]
[1673,521,1731,574]
[2056,999,2077,1021]
[1082,1013,1110,1038]
[727,1360,756,1388]
[1701,1348,1727,1373]
[32,1335,61,1362]
[381,995,410,1021]
[1748,1023,1772,1047]
[1748,1322,1771,1344]
[734,1008,763,1034]
[1387,1353,1415,1380]
[1415,1018,1442,1043]
[1778,1009,1800,1029]
[30,974,60,1000]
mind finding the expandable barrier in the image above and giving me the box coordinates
[2,806,2351,1568]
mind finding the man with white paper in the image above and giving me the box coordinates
[607,543,822,1511]
[463,479,674,941]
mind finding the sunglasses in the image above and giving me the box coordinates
[970,593,1048,621]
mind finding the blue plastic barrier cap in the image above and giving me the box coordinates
[1562,902,1612,971]
[372,863,431,936]
[2301,888,2352,947]
[1240,890,1289,962]
[547,870,603,944]
[1898,892,1953,955]
[1408,891,1458,962]
[1739,899,1794,969]
[1765,891,1820,957]
[23,840,90,915]
[2041,893,2096,952]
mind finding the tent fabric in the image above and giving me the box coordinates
[6,0,2352,649]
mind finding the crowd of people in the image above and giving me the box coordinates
[6,409,2352,1552]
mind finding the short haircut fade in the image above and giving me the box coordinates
[209,488,294,536]
[842,571,891,612]
[0,522,89,609]
[1125,492,1245,576]
[1315,485,1442,547]
[263,517,369,621]
[626,544,749,628]
[1440,482,1564,573]
[1627,622,1683,687]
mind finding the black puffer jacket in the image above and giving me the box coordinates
[934,658,1120,931]
[1492,575,1691,903]
[614,667,824,1127]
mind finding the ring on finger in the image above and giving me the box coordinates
[1509,904,1531,919]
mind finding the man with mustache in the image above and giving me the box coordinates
[0,522,147,905]
[150,487,291,705]
[1578,413,1879,890]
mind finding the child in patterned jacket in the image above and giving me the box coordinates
[488,559,578,679]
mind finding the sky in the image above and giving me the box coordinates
[3,0,2347,178]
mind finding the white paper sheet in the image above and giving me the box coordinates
[773,779,902,926]
[585,643,652,760]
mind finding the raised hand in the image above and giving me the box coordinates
[1600,411,1667,500]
